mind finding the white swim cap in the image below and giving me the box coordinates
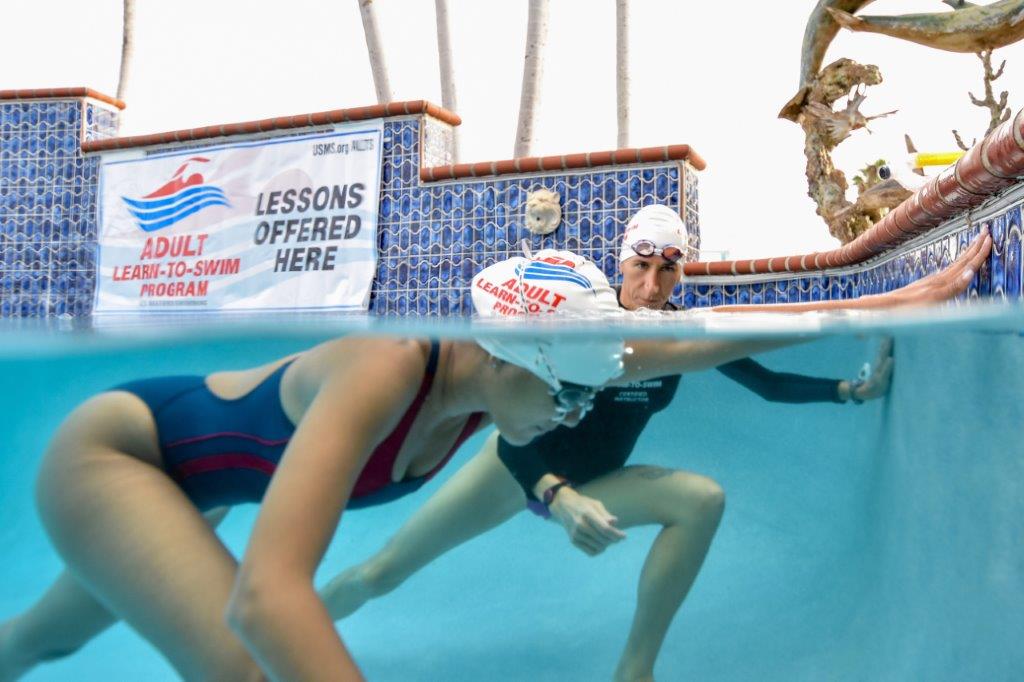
[471,249,625,388]
[618,204,687,262]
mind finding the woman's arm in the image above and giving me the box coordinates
[318,431,528,621]
[615,231,990,384]
[226,339,426,681]
[494,434,626,555]
[717,357,845,403]
[532,473,626,555]
[711,230,990,313]
[617,338,799,384]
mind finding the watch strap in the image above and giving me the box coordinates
[542,480,572,507]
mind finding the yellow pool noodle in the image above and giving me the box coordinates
[911,151,965,168]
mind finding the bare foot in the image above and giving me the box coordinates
[319,566,375,621]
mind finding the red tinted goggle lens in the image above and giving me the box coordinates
[630,240,684,263]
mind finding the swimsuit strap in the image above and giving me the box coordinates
[411,340,440,401]
[425,339,440,376]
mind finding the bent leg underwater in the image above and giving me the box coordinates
[321,431,526,620]
[575,465,725,682]
[21,393,262,680]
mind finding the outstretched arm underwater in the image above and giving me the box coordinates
[717,335,894,404]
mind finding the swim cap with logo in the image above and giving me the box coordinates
[471,249,625,388]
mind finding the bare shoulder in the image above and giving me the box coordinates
[291,338,432,446]
[298,336,428,390]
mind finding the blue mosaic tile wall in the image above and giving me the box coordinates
[0,102,697,317]
[372,117,692,315]
[0,99,118,317]
[5,97,1021,319]
[682,201,1023,308]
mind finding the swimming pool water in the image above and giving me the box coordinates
[1,310,1022,680]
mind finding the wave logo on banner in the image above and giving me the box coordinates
[121,157,231,232]
[516,260,594,290]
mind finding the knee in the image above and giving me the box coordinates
[698,476,726,521]
[666,472,725,525]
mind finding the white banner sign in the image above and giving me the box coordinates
[94,120,384,313]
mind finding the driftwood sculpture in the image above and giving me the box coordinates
[778,1,909,245]
[800,59,906,244]
[779,0,878,122]
[784,0,1023,243]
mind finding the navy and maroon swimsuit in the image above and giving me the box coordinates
[113,341,483,511]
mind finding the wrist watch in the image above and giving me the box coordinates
[849,362,871,405]
[542,479,572,508]
[849,378,866,404]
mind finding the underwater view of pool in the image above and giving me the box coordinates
[1,306,1022,681]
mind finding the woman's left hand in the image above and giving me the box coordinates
[548,487,626,556]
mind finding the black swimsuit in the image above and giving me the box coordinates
[497,295,842,502]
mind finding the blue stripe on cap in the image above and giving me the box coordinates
[522,272,595,289]
[522,262,594,289]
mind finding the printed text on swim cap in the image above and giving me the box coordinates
[475,276,568,315]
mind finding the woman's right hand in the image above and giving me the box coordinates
[548,487,626,556]
[864,228,991,308]
[709,229,992,313]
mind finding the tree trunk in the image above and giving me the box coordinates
[434,0,459,162]
[357,0,393,104]
[116,0,135,110]
[514,0,550,158]
[616,0,630,148]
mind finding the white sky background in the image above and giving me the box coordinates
[3,0,1023,259]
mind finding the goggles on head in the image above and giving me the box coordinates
[628,239,685,263]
